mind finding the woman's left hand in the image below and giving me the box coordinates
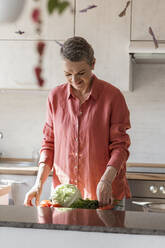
[96,166,117,206]
[96,180,113,206]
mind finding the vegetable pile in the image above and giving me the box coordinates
[40,184,115,210]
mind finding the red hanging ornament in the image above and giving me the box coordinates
[37,41,45,56]
[32,8,40,23]
[32,1,46,87]
[34,66,44,87]
[34,66,42,80]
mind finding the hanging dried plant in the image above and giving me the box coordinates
[118,1,131,17]
[15,30,25,35]
[148,26,159,49]
[79,5,98,13]
[54,40,64,47]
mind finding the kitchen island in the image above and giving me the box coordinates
[1,205,165,248]
[1,161,165,247]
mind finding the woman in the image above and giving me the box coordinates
[24,36,131,208]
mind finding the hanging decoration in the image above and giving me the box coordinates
[32,0,46,87]
[79,5,98,13]
[48,0,70,15]
[118,1,131,17]
[148,26,159,49]
[32,0,71,87]
[15,30,25,35]
[54,40,63,47]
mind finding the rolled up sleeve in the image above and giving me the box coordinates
[108,90,131,171]
[39,94,54,169]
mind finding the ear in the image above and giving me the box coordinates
[91,58,96,70]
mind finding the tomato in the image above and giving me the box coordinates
[40,200,52,207]
[40,200,62,208]
[51,203,62,208]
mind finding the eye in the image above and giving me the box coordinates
[65,73,72,77]
[78,72,85,76]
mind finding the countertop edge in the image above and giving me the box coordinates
[0,221,165,236]
[1,161,165,180]
[1,167,165,180]
[0,167,53,176]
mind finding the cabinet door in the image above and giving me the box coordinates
[0,0,74,40]
[0,40,66,90]
[75,0,131,91]
[0,0,74,90]
[131,0,165,41]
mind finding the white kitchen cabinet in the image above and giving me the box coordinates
[1,227,165,248]
[0,40,66,90]
[0,174,52,205]
[0,0,74,90]
[0,0,74,40]
[131,0,165,41]
[75,0,131,91]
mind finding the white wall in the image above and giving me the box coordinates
[124,63,165,163]
[1,63,165,163]
[0,90,47,158]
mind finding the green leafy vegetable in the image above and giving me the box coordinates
[70,199,99,209]
[51,184,82,207]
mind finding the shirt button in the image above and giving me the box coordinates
[79,111,82,116]
[75,152,78,156]
[75,137,78,142]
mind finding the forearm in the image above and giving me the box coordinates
[108,148,129,171]
[35,163,52,188]
[100,166,117,184]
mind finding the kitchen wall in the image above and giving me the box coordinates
[0,90,47,159]
[125,63,165,163]
[1,63,165,163]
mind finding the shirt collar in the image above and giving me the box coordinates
[67,74,99,101]
[67,84,75,99]
[90,74,99,100]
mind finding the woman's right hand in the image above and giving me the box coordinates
[24,184,43,206]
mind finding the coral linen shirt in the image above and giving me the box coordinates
[39,74,131,200]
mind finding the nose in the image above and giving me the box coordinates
[72,74,79,83]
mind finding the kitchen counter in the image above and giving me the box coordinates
[0,205,165,236]
[1,162,165,180]
[0,159,53,176]
[127,162,165,180]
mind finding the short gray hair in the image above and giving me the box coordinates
[60,36,95,66]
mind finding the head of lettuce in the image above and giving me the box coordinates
[50,184,82,207]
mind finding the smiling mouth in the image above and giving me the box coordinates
[75,81,83,86]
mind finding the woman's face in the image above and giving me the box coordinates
[63,58,95,93]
